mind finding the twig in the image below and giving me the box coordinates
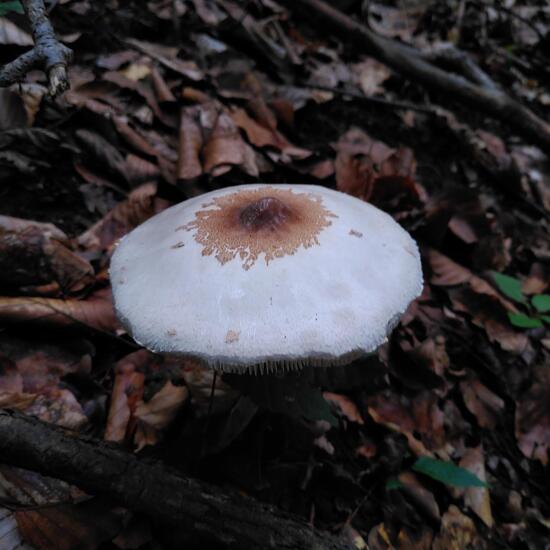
[277,0,550,157]
[0,0,72,96]
[0,410,352,550]
[304,83,436,114]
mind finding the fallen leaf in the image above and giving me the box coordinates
[323,392,364,424]
[177,107,203,180]
[516,366,550,465]
[202,110,259,177]
[0,215,94,294]
[352,58,392,96]
[104,350,149,442]
[459,446,493,527]
[78,183,170,253]
[0,287,119,332]
[367,390,446,456]
[460,377,504,429]
[134,380,188,449]
[398,471,440,521]
[432,505,484,550]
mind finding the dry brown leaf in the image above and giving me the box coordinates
[432,505,485,550]
[203,110,259,177]
[12,84,47,127]
[125,153,160,185]
[459,446,493,527]
[16,500,121,550]
[25,388,87,430]
[230,106,311,160]
[449,287,529,354]
[177,107,203,180]
[333,128,418,206]
[0,215,94,294]
[460,377,504,429]
[0,287,118,332]
[367,390,446,456]
[428,248,519,311]
[104,350,149,442]
[150,66,176,102]
[323,392,364,424]
[78,183,169,252]
[352,58,391,96]
[516,366,550,465]
[112,116,159,158]
[398,471,440,521]
[134,380,189,449]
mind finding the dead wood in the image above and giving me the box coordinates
[0,0,72,96]
[278,0,550,157]
[0,409,352,550]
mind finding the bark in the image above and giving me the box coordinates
[0,410,352,550]
[278,0,550,156]
[0,0,72,95]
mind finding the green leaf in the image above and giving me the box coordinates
[532,294,550,313]
[412,456,487,488]
[508,312,544,329]
[542,315,550,325]
[385,477,403,491]
[0,1,24,16]
[491,272,525,303]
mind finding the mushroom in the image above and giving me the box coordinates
[110,184,422,373]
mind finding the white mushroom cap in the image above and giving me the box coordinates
[110,184,423,372]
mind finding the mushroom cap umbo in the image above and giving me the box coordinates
[110,184,423,372]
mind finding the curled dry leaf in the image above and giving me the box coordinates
[458,446,493,527]
[0,287,119,333]
[323,392,364,424]
[0,215,94,294]
[367,390,446,456]
[134,380,189,449]
[15,500,122,550]
[78,183,170,253]
[398,471,441,521]
[25,388,88,430]
[460,377,504,429]
[230,107,311,160]
[333,127,418,207]
[177,107,203,180]
[352,58,392,96]
[432,505,484,550]
[515,366,550,465]
[203,109,259,177]
[104,350,151,442]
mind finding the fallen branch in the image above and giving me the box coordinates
[0,0,72,95]
[278,0,550,156]
[0,410,352,550]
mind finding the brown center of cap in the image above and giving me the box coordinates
[180,187,337,270]
[239,196,291,232]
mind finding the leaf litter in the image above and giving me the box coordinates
[0,0,549,548]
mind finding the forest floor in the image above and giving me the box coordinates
[0,0,549,548]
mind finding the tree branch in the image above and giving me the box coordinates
[0,0,72,96]
[278,0,550,156]
[0,410,352,550]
